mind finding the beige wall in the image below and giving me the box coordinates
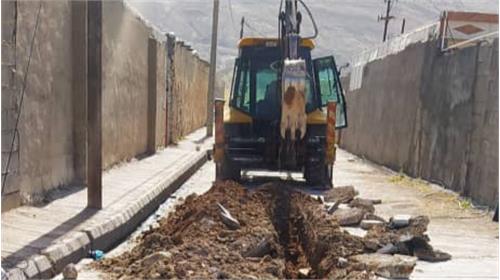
[170,41,209,143]
[101,1,150,168]
[0,1,75,208]
[1,0,210,211]
[341,39,498,208]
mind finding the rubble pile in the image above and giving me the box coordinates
[94,181,450,280]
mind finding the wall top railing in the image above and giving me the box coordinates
[348,22,439,91]
[348,10,499,91]
[350,22,440,68]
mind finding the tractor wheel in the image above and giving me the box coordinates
[305,162,333,189]
[217,159,241,181]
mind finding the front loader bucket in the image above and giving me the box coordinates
[281,59,307,141]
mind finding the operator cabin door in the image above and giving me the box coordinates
[313,56,347,129]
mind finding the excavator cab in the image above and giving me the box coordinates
[215,37,347,186]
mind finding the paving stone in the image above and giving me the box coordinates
[18,259,38,279]
[5,268,26,280]
[41,232,90,272]
[32,254,53,279]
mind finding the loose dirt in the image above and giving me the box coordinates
[94,181,376,279]
[93,181,449,279]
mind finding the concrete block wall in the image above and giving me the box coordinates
[1,0,210,211]
[340,39,499,207]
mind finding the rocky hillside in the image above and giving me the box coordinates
[128,0,497,69]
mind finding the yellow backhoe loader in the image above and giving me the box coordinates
[214,0,347,188]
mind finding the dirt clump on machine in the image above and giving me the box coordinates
[94,181,449,279]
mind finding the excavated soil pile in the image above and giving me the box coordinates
[94,181,377,279]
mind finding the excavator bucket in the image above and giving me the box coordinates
[280,58,307,141]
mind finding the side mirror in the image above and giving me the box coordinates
[338,62,350,75]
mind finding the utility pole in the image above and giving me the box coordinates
[401,18,406,34]
[240,16,245,39]
[87,0,102,209]
[206,0,219,137]
[379,0,395,42]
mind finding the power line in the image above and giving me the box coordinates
[2,1,43,195]
[227,0,238,33]
[243,20,266,37]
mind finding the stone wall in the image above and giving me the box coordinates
[1,0,209,211]
[340,39,499,207]
[168,40,209,144]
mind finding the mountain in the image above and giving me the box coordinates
[127,0,498,70]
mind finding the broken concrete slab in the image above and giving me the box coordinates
[389,214,412,228]
[377,243,399,255]
[351,253,417,279]
[323,185,358,203]
[349,198,375,213]
[364,213,387,223]
[217,203,241,230]
[332,208,365,226]
[327,200,341,214]
[242,237,275,258]
[360,219,384,230]
[403,236,452,262]
[298,267,311,278]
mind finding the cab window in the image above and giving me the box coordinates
[313,56,347,128]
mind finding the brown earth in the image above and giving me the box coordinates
[93,181,377,279]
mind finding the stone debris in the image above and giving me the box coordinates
[360,220,384,230]
[324,185,358,203]
[349,198,375,213]
[217,203,241,230]
[352,253,417,279]
[94,181,371,279]
[337,257,349,268]
[364,213,387,223]
[62,263,78,280]
[93,182,449,280]
[401,236,452,262]
[298,267,311,278]
[389,214,412,228]
[326,200,341,214]
[140,251,173,267]
[242,236,275,258]
[332,208,365,226]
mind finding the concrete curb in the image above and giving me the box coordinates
[6,150,208,280]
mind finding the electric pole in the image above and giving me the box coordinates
[207,0,219,137]
[379,0,395,42]
[240,16,245,39]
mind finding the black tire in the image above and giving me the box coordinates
[305,162,332,189]
[218,159,241,181]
